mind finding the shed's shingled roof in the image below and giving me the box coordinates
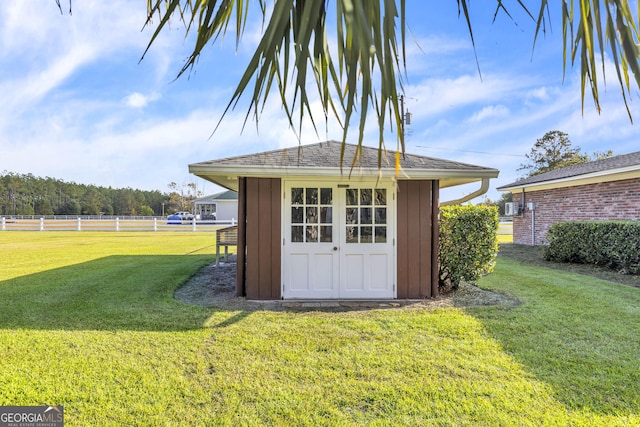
[497,150,640,190]
[192,140,495,172]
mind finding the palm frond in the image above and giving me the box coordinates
[142,1,640,168]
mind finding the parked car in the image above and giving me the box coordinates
[174,211,195,220]
[166,214,182,225]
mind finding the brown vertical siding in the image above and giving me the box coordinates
[396,180,437,299]
[418,181,432,296]
[431,181,440,298]
[245,177,282,299]
[235,177,247,297]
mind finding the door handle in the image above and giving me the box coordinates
[333,246,338,251]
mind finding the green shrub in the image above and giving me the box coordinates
[439,205,499,288]
[544,221,640,274]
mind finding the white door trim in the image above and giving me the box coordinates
[281,179,396,299]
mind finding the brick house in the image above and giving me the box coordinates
[189,141,498,300]
[497,151,640,245]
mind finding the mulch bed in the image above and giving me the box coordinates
[174,256,519,311]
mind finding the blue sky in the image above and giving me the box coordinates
[2,1,639,202]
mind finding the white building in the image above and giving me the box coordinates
[193,190,238,222]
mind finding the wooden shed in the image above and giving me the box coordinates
[189,141,498,300]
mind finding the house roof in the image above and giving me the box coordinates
[189,140,499,191]
[497,150,640,192]
[194,190,238,203]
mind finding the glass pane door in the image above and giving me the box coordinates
[345,188,387,244]
[290,187,333,243]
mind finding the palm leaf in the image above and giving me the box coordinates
[142,1,640,169]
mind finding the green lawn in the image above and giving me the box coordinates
[0,232,638,425]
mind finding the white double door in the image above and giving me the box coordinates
[282,181,395,299]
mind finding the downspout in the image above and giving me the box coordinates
[522,188,525,245]
[440,178,491,206]
[528,199,536,246]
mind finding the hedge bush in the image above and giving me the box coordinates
[544,221,640,274]
[439,205,499,288]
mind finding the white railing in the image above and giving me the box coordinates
[0,216,236,232]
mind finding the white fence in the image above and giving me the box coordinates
[497,222,513,236]
[0,216,236,232]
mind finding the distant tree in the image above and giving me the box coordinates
[16,202,35,216]
[102,203,115,216]
[5,174,23,215]
[138,205,155,216]
[518,131,613,177]
[592,150,615,160]
[81,187,104,215]
[113,190,137,215]
[57,199,81,215]
[186,182,203,200]
[0,172,182,217]
[167,181,202,212]
[34,198,54,216]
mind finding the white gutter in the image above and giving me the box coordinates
[440,178,491,206]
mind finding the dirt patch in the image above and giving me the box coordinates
[174,256,519,311]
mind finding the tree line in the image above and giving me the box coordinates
[0,172,201,217]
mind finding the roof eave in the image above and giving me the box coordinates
[189,165,498,191]
[189,164,498,176]
[497,165,640,192]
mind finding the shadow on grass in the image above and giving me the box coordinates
[470,253,640,416]
[0,255,218,332]
[499,243,640,288]
[211,310,253,328]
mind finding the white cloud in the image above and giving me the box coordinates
[525,86,552,102]
[467,105,510,123]
[12,44,96,108]
[405,72,532,118]
[123,92,161,108]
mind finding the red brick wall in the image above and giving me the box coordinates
[512,178,640,245]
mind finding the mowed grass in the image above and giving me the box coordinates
[0,232,639,425]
